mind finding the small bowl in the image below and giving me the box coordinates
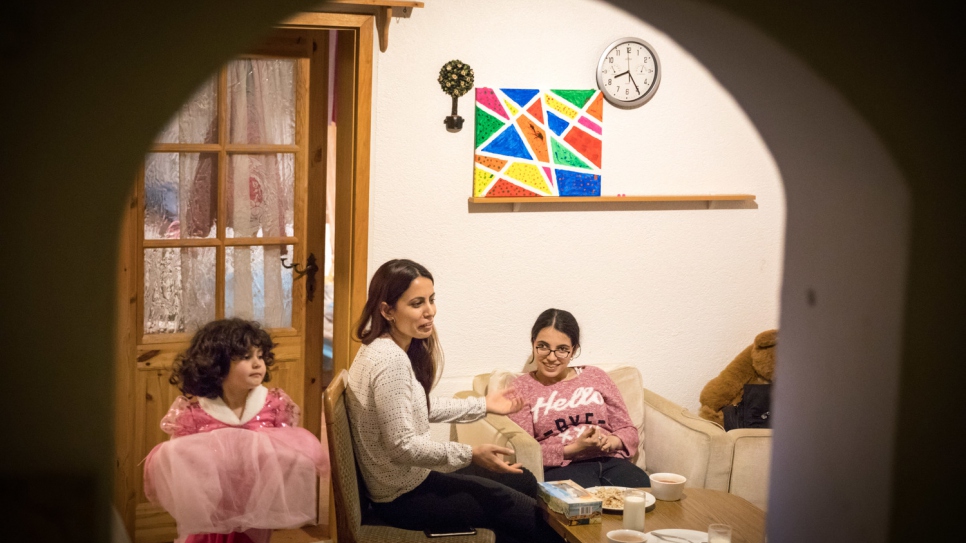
[649,472,687,501]
[606,529,647,543]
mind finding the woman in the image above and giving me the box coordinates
[508,308,650,490]
[345,259,562,543]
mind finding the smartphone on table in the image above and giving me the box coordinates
[423,527,478,538]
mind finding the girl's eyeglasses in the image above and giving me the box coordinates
[535,345,572,358]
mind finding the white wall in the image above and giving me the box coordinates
[608,2,908,541]
[368,0,786,415]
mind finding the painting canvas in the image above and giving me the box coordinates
[474,87,603,197]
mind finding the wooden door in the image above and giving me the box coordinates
[116,30,330,543]
[115,15,375,541]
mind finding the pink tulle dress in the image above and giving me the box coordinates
[144,386,328,543]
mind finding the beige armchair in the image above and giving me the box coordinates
[325,370,496,543]
[451,366,771,511]
[725,428,772,510]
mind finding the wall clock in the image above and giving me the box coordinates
[596,37,661,108]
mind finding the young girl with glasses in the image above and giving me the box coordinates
[346,259,563,543]
[508,308,651,489]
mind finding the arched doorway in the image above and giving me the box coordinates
[1,2,961,542]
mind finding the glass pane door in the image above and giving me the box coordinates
[140,58,301,337]
[124,29,334,543]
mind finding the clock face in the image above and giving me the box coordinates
[596,38,661,108]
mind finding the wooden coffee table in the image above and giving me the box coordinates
[540,487,765,543]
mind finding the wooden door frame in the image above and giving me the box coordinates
[114,12,374,538]
[277,10,374,450]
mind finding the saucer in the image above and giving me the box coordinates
[645,528,708,543]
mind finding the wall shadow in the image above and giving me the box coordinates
[0,1,962,542]
[607,1,964,541]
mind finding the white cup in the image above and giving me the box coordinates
[606,529,647,543]
[649,472,687,501]
[622,490,646,532]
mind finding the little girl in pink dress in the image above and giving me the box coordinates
[144,318,328,543]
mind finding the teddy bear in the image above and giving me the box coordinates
[698,329,777,427]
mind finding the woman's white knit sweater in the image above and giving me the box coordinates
[346,336,487,502]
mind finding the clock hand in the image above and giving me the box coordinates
[613,70,630,78]
[628,71,641,94]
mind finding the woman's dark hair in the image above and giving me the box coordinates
[169,318,276,398]
[530,308,581,351]
[355,259,442,398]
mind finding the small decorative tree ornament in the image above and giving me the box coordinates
[438,59,474,132]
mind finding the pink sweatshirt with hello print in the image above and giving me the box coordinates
[508,366,639,467]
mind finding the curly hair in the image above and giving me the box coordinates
[169,318,276,399]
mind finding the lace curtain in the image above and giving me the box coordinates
[226,59,293,328]
[144,59,293,333]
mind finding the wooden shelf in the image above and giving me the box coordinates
[325,0,424,6]
[315,1,424,52]
[467,194,756,212]
[468,194,756,204]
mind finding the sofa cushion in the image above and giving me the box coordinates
[606,366,645,434]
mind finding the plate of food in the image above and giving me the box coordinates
[585,486,656,513]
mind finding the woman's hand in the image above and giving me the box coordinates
[599,434,624,453]
[562,426,622,458]
[471,444,523,473]
[564,426,606,459]
[485,387,523,415]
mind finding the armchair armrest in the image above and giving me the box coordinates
[726,428,772,511]
[452,391,545,481]
[641,388,733,491]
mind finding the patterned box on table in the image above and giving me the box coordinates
[537,480,603,525]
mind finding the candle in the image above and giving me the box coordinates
[623,491,646,532]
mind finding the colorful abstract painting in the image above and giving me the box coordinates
[474,87,603,197]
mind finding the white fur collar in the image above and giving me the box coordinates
[199,385,268,426]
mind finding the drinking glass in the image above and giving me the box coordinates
[708,524,732,543]
[622,490,646,532]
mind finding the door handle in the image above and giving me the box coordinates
[281,253,320,301]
